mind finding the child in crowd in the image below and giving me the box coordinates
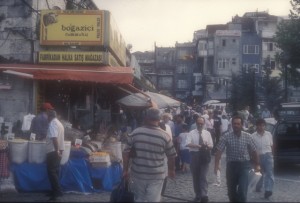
[177,123,191,173]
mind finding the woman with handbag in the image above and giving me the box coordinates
[186,117,213,203]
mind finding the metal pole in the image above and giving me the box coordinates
[225,79,228,107]
[285,63,288,102]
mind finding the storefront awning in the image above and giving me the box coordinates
[0,64,133,84]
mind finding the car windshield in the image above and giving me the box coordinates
[276,122,300,135]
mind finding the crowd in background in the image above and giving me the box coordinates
[121,102,275,202]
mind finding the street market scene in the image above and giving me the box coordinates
[0,0,300,202]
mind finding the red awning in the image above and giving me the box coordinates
[0,64,133,84]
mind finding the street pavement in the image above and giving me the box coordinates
[1,155,300,202]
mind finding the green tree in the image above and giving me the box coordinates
[261,68,285,112]
[275,0,300,84]
[230,72,256,113]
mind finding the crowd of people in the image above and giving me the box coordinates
[122,104,275,202]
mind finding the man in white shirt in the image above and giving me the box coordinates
[251,118,274,199]
[261,107,271,119]
[186,117,213,203]
[46,110,65,201]
[161,113,174,139]
[221,115,229,135]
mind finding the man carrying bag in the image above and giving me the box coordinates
[186,117,213,203]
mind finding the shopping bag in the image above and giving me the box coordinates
[248,169,262,193]
[110,178,134,202]
[199,147,211,163]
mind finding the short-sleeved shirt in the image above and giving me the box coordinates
[205,118,214,130]
[46,118,65,153]
[251,131,273,155]
[124,125,177,180]
[178,132,190,150]
[30,112,49,139]
[216,131,257,162]
[186,129,213,152]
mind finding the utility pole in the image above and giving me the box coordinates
[283,52,290,102]
[285,63,288,102]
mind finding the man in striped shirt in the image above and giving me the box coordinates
[122,108,177,202]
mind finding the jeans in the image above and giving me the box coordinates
[46,151,62,196]
[256,152,274,192]
[130,177,164,202]
[226,161,251,202]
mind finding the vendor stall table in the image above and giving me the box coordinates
[11,158,122,193]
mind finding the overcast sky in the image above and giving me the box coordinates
[94,0,291,52]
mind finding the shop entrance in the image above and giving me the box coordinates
[37,80,128,134]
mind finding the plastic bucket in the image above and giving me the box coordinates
[60,141,71,165]
[8,139,28,164]
[28,141,47,164]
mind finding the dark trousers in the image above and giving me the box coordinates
[173,138,181,170]
[190,151,209,199]
[226,161,251,202]
[46,151,62,195]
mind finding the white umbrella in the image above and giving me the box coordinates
[203,100,220,106]
[117,91,181,109]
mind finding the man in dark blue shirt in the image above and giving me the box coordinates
[30,102,54,140]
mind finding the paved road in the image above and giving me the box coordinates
[1,155,300,202]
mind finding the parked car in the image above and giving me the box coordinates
[272,102,300,166]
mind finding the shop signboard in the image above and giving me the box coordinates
[40,10,104,46]
[38,51,122,66]
[40,10,126,66]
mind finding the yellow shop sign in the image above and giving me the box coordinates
[40,10,104,46]
[38,51,106,64]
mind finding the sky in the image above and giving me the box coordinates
[94,0,291,52]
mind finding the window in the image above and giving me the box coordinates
[243,64,259,73]
[254,64,259,73]
[177,65,187,73]
[222,39,226,47]
[243,45,259,54]
[270,60,275,69]
[177,80,188,89]
[263,42,274,51]
[268,43,273,51]
[177,50,188,59]
[232,58,236,65]
[194,75,202,83]
[218,58,230,69]
[198,42,207,50]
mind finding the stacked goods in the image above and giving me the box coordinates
[60,141,71,165]
[28,141,46,164]
[8,139,28,164]
[89,151,111,168]
[102,141,122,163]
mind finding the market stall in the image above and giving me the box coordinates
[11,158,122,193]
[0,136,124,193]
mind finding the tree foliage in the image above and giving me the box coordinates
[275,0,300,83]
[230,72,256,113]
[230,70,284,115]
[261,69,285,112]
